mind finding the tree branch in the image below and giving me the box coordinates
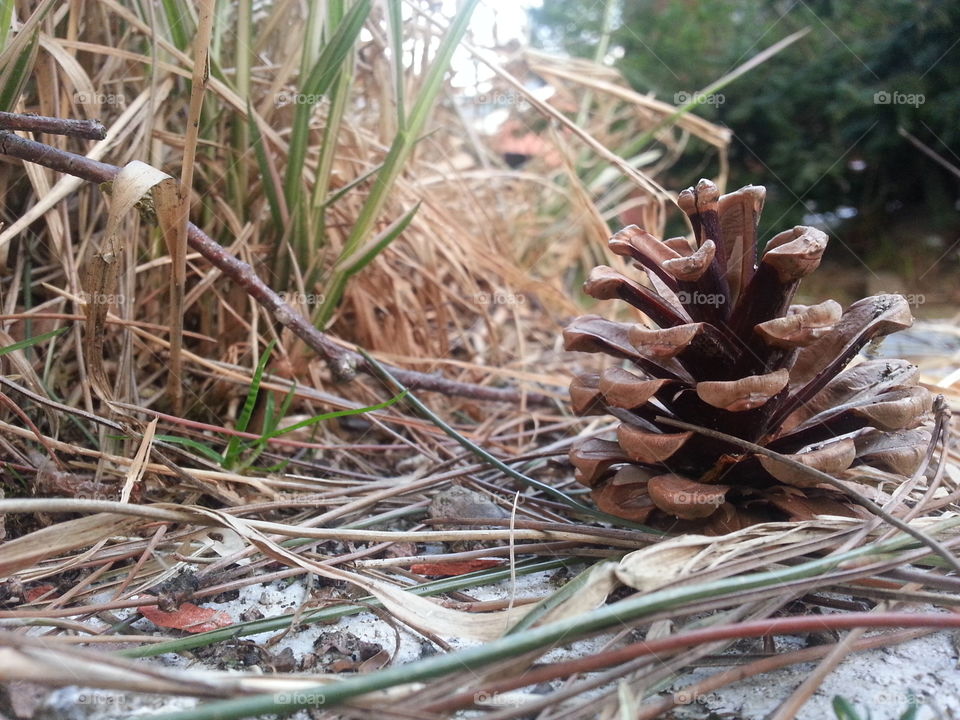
[0,111,106,140]
[0,124,554,406]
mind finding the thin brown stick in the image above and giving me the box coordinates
[422,613,960,714]
[167,2,214,413]
[634,628,933,719]
[0,110,106,139]
[0,129,552,406]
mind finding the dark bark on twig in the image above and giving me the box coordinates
[0,128,554,406]
[0,111,106,140]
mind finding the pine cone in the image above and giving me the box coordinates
[565,179,934,534]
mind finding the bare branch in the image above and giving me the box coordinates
[0,129,553,406]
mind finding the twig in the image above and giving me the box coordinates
[0,128,553,406]
[656,413,960,574]
[0,110,106,140]
[397,613,960,714]
[634,627,932,719]
[358,348,662,531]
[0,375,125,431]
[898,126,960,180]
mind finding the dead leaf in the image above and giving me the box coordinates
[139,602,232,634]
[24,584,57,603]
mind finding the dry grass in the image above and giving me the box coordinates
[0,2,958,719]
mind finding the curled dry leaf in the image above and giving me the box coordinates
[616,519,859,592]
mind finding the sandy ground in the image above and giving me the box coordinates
[25,567,960,719]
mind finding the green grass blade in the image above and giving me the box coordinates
[239,391,410,473]
[310,70,351,217]
[0,0,15,49]
[319,131,439,211]
[255,390,408,444]
[154,435,225,465]
[400,1,478,145]
[306,0,353,277]
[832,696,864,720]
[0,327,67,357]
[235,387,277,471]
[313,203,420,324]
[316,0,479,327]
[223,340,275,469]
[246,99,284,229]
[0,0,53,70]
[342,202,419,275]
[282,0,372,211]
[387,0,406,128]
[228,0,252,217]
[160,0,192,51]
[0,28,37,112]
[320,161,384,209]
[900,694,920,720]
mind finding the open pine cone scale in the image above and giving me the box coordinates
[565,179,935,534]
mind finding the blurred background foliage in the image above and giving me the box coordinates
[531,0,960,277]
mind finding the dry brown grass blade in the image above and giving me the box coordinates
[0,513,139,576]
[524,49,731,149]
[0,631,241,696]
[80,227,120,402]
[166,0,214,414]
[615,520,855,593]
[462,40,673,213]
